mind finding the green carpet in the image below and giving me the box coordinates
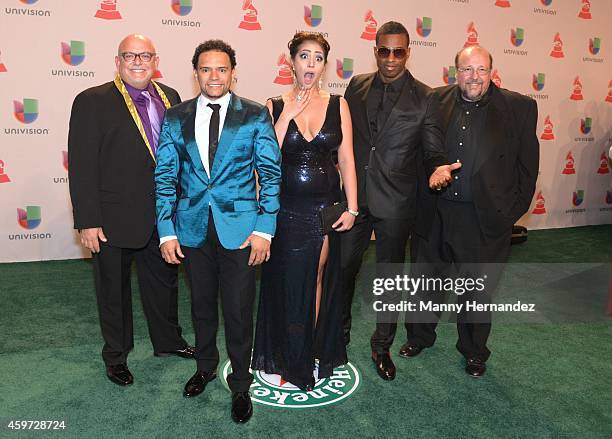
[1,225,611,438]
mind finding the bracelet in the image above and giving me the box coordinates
[346,208,359,217]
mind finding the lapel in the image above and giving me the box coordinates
[210,93,246,180]
[473,84,507,175]
[359,73,376,142]
[180,97,209,183]
[439,87,457,134]
[375,71,413,144]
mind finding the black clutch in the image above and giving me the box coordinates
[319,201,347,235]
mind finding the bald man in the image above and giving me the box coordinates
[68,34,193,386]
[403,46,539,377]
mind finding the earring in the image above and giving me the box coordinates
[318,78,323,89]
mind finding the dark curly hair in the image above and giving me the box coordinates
[191,39,236,69]
[288,32,330,63]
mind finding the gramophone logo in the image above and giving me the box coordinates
[491,69,502,87]
[570,77,583,101]
[562,151,576,175]
[17,206,41,230]
[61,41,85,66]
[62,151,68,171]
[273,53,293,85]
[597,152,610,174]
[510,28,524,47]
[540,115,554,140]
[532,73,545,91]
[416,17,432,38]
[304,5,322,27]
[578,0,592,20]
[495,0,511,7]
[443,66,457,85]
[580,117,592,135]
[464,22,479,48]
[14,98,38,124]
[589,37,600,55]
[550,33,564,58]
[171,0,192,16]
[153,69,162,79]
[572,190,584,207]
[532,191,546,214]
[336,58,353,80]
[360,10,377,41]
[0,50,6,73]
[606,80,612,103]
[95,0,122,20]
[239,0,261,31]
[0,160,11,183]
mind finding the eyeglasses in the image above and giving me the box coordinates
[375,46,408,59]
[457,66,491,76]
[120,52,156,63]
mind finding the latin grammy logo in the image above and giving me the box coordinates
[273,53,293,85]
[239,0,262,31]
[540,116,555,140]
[562,152,576,175]
[464,22,479,48]
[532,192,546,214]
[570,77,583,101]
[95,0,122,20]
[550,33,564,58]
[360,10,377,41]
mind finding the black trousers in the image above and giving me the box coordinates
[92,231,187,366]
[182,215,255,393]
[406,198,512,361]
[340,206,411,351]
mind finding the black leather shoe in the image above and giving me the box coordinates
[106,363,133,386]
[154,345,195,359]
[399,342,425,358]
[465,358,486,377]
[183,370,217,397]
[371,352,396,381]
[231,391,253,423]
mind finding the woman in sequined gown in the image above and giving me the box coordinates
[251,33,358,391]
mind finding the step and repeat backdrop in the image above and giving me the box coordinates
[0,0,610,262]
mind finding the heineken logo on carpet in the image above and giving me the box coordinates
[221,361,360,408]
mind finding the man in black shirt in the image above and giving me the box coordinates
[342,21,458,381]
[404,45,539,377]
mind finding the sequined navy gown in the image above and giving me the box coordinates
[251,94,348,390]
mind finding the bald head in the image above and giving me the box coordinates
[115,34,159,89]
[455,45,493,102]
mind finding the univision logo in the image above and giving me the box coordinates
[572,190,584,207]
[589,37,600,55]
[304,4,322,27]
[443,66,457,85]
[580,117,592,134]
[541,0,552,5]
[61,41,85,66]
[336,58,353,79]
[4,0,51,16]
[20,0,38,3]
[222,360,360,408]
[171,0,192,16]
[532,73,545,91]
[17,205,41,229]
[416,17,432,38]
[14,98,38,124]
[511,28,524,47]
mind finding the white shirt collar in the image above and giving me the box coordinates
[197,91,232,112]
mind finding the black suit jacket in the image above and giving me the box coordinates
[344,71,447,222]
[68,81,181,248]
[416,83,539,239]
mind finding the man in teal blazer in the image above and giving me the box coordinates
[154,40,281,423]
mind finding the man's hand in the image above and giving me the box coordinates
[239,234,271,266]
[160,239,184,264]
[429,162,462,190]
[80,227,107,253]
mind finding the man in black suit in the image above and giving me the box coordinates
[68,34,194,387]
[342,21,458,381]
[403,45,539,377]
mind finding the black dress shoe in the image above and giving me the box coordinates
[371,352,396,381]
[154,345,195,359]
[231,391,253,423]
[399,342,425,358]
[183,370,217,397]
[106,363,133,386]
[465,358,486,377]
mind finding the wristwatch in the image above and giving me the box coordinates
[347,208,359,217]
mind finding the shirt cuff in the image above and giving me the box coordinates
[159,235,178,246]
[252,231,272,242]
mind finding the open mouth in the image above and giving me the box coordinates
[303,72,315,85]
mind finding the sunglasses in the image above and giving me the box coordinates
[375,46,408,59]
